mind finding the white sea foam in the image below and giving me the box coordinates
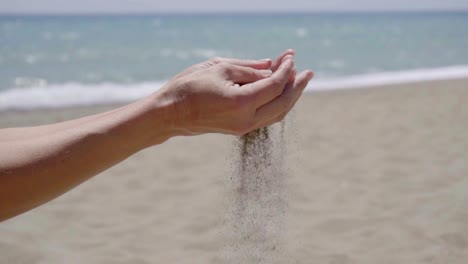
[1,66,468,111]
[307,65,468,91]
[0,81,165,111]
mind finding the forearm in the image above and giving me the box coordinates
[0,105,141,142]
[0,93,174,221]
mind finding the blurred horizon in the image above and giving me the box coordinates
[2,10,468,16]
[1,0,468,15]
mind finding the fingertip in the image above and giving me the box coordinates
[297,70,313,79]
[269,60,294,86]
[290,70,306,86]
[254,59,272,70]
[306,70,314,80]
[285,48,295,55]
[259,58,273,66]
[271,50,295,72]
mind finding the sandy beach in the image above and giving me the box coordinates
[1,78,467,263]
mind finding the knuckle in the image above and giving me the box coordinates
[243,68,255,78]
[210,57,222,64]
[216,62,232,74]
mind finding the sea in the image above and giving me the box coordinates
[1,12,468,110]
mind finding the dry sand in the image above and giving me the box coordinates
[0,79,467,263]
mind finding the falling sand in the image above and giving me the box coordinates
[224,122,288,264]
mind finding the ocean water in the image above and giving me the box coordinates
[1,12,468,110]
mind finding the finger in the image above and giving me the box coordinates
[211,57,272,70]
[224,64,273,84]
[251,76,295,130]
[288,62,297,83]
[254,70,313,125]
[277,53,296,82]
[271,49,295,72]
[174,57,272,79]
[240,59,295,108]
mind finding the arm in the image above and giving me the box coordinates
[0,97,174,221]
[0,51,313,221]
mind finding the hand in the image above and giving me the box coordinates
[156,50,314,136]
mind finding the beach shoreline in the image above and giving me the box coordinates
[2,66,468,111]
[1,76,467,117]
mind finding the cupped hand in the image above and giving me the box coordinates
[157,50,313,136]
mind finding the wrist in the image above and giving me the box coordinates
[148,81,196,137]
[141,87,187,146]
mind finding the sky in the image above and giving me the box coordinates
[1,0,468,14]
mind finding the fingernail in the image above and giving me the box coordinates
[259,69,273,76]
[260,58,271,62]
